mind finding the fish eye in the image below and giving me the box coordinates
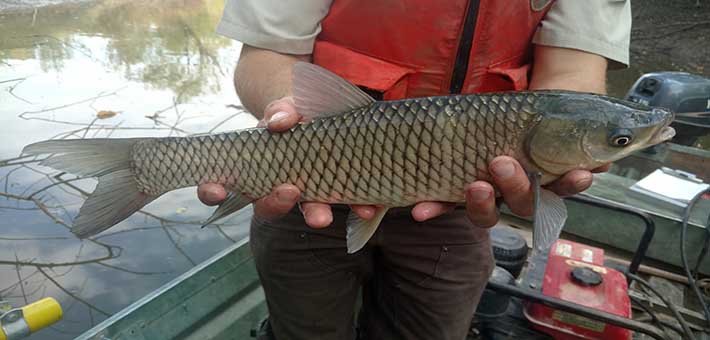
[608,128,633,147]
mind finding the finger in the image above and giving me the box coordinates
[261,97,301,132]
[545,169,593,197]
[489,156,533,217]
[301,202,333,229]
[197,183,227,206]
[351,204,377,220]
[264,110,301,132]
[253,184,300,221]
[465,181,498,228]
[592,163,611,173]
[411,201,456,222]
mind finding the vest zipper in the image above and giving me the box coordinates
[449,0,481,94]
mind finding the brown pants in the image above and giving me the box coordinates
[250,205,494,340]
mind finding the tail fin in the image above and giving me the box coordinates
[23,139,154,238]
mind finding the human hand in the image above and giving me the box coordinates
[410,156,609,228]
[197,96,377,228]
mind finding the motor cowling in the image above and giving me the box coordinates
[626,71,710,146]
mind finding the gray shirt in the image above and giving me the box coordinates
[217,0,631,68]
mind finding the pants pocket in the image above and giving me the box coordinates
[417,241,494,290]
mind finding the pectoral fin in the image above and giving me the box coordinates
[202,192,253,227]
[530,173,568,254]
[346,207,389,254]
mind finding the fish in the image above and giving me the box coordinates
[22,62,676,253]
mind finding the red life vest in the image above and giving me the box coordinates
[313,0,553,100]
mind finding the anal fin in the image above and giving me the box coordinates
[346,207,389,254]
[202,192,253,227]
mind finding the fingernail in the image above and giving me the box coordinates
[208,191,223,203]
[420,207,431,218]
[575,176,592,192]
[276,188,298,204]
[492,160,515,179]
[269,111,289,124]
[468,188,491,202]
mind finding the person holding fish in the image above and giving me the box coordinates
[198,1,634,340]
[23,1,654,340]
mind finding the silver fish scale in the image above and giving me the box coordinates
[131,92,541,206]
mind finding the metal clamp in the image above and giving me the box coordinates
[1,307,31,340]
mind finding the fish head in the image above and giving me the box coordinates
[527,92,675,175]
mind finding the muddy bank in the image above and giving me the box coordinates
[630,0,710,75]
[607,0,710,96]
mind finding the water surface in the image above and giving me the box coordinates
[0,1,254,339]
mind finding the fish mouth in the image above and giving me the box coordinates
[649,107,676,143]
[654,126,676,143]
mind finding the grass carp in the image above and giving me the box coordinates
[23,62,675,253]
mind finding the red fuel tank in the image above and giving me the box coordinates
[525,240,632,340]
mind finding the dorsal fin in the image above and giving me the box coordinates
[293,62,375,120]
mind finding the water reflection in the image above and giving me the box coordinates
[1,0,232,102]
[0,1,255,339]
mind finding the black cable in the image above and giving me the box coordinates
[627,272,697,340]
[692,212,710,279]
[680,188,710,329]
[631,294,683,339]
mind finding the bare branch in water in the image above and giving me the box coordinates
[162,226,196,266]
[0,191,121,265]
[14,253,28,305]
[214,225,237,243]
[208,112,245,134]
[95,262,171,276]
[0,235,71,240]
[0,270,40,296]
[7,77,33,104]
[0,255,118,269]
[0,155,46,168]
[37,267,111,317]
[25,34,103,65]
[19,88,123,117]
[0,192,70,228]
[0,77,28,85]
[81,118,99,139]
[31,7,37,27]
[27,176,84,200]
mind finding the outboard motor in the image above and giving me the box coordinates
[625,72,710,146]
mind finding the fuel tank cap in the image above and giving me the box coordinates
[570,267,603,286]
